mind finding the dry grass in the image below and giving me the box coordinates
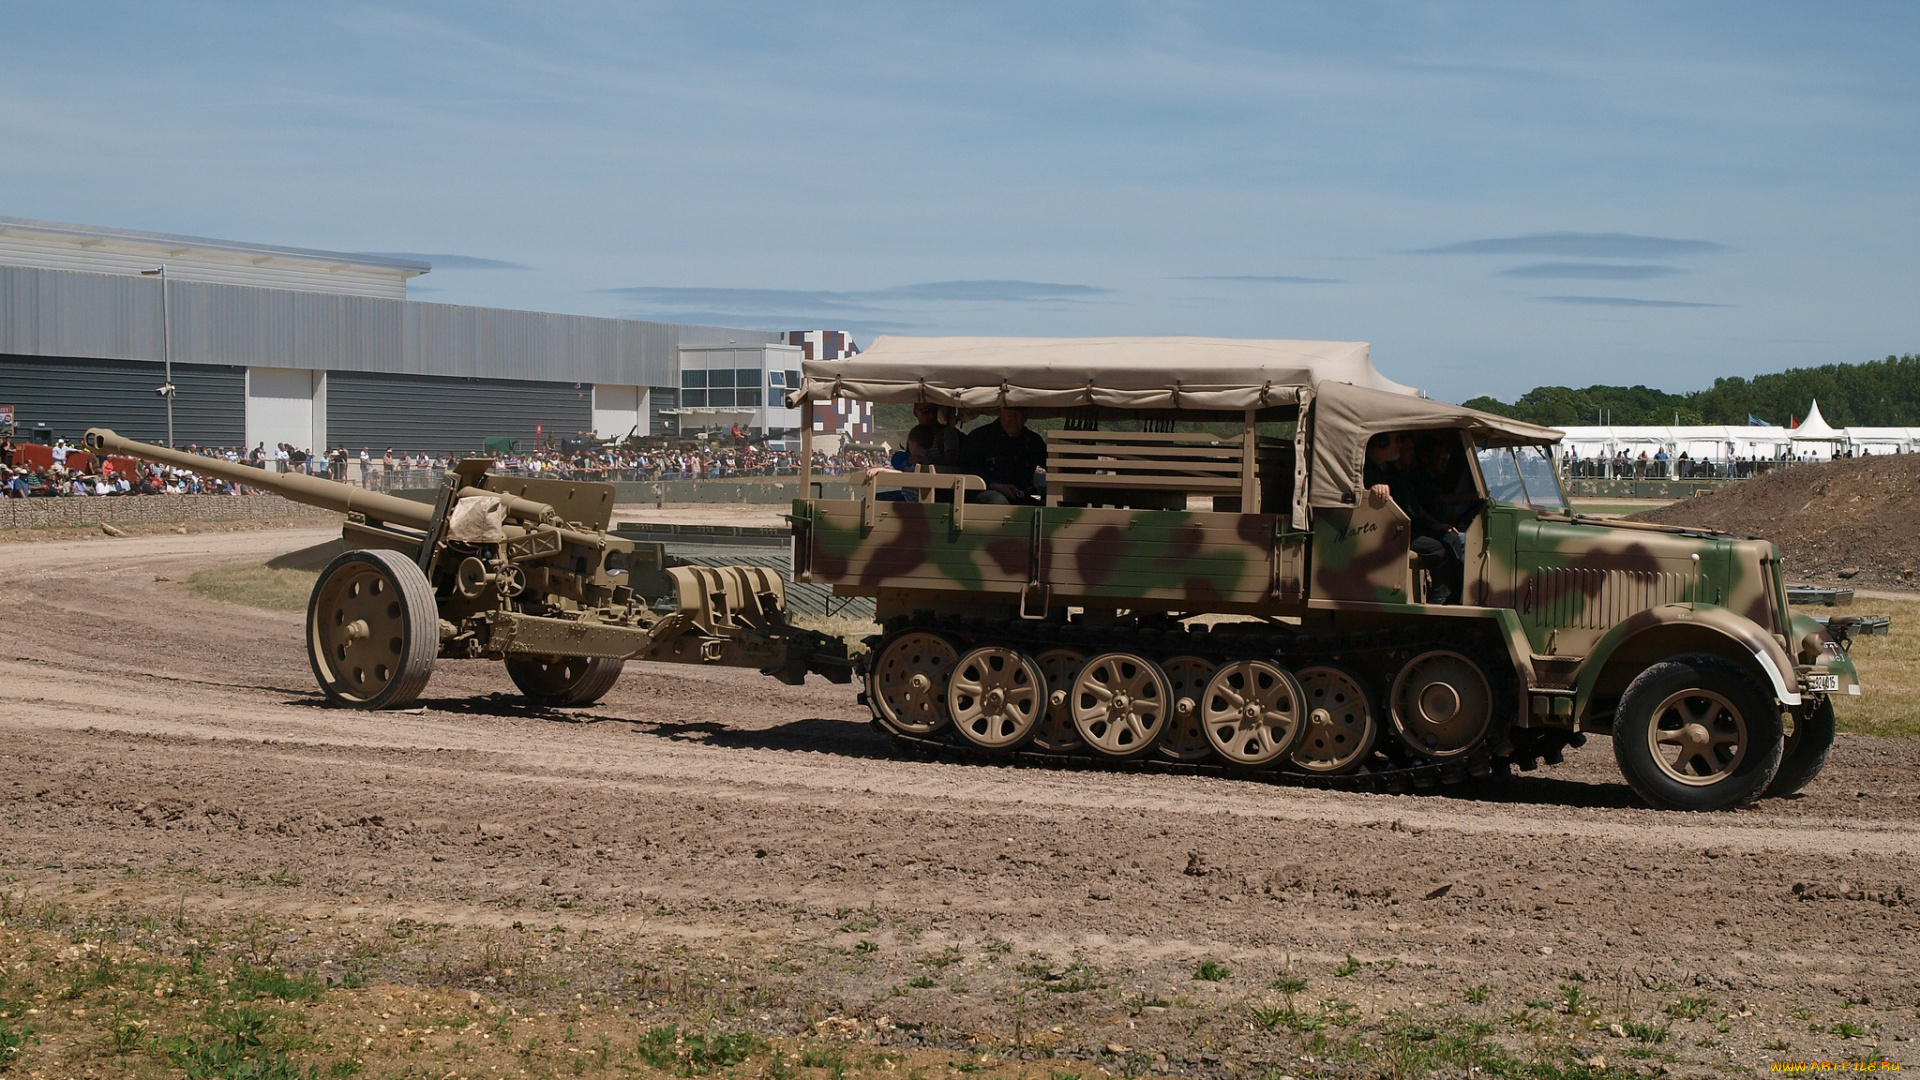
[1825,596,1920,739]
[186,561,319,612]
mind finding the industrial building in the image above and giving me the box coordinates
[0,216,869,453]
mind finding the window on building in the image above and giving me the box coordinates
[738,389,762,408]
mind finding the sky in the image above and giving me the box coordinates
[2,1,1916,402]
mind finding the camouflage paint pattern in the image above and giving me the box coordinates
[796,499,1301,612]
[798,471,1853,726]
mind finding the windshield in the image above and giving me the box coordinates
[1475,444,1568,513]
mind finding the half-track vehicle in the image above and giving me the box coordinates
[83,429,853,708]
[785,336,1859,810]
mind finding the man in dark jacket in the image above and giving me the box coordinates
[962,407,1046,504]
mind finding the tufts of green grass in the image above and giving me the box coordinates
[1192,959,1232,982]
[637,1025,762,1075]
[1664,995,1715,1020]
[186,561,319,612]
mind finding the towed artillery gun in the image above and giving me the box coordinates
[84,428,852,708]
[786,337,1860,810]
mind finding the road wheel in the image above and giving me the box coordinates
[1157,655,1218,762]
[1767,696,1836,797]
[1613,655,1783,811]
[1291,664,1379,774]
[948,646,1045,751]
[1071,653,1173,759]
[506,656,625,707]
[868,631,959,736]
[307,549,439,709]
[1030,649,1087,752]
[1390,650,1493,759]
[1200,660,1308,766]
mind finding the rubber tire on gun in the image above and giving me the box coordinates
[306,548,439,710]
[1766,695,1836,797]
[506,656,625,707]
[1611,654,1783,811]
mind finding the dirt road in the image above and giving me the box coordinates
[2,527,1916,1076]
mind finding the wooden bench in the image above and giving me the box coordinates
[1046,430,1294,510]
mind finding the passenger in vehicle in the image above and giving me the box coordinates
[1364,431,1462,605]
[963,407,1047,505]
[906,402,962,468]
[1410,434,1473,605]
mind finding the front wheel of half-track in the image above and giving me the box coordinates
[307,548,439,709]
[1766,696,1836,797]
[507,656,625,707]
[868,630,959,736]
[1613,655,1783,811]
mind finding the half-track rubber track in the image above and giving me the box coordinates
[858,613,1561,795]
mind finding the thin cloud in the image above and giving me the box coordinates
[602,279,1108,312]
[1535,295,1730,309]
[604,286,859,311]
[871,280,1108,302]
[1498,263,1685,281]
[362,252,532,271]
[1414,232,1730,259]
[1178,274,1345,285]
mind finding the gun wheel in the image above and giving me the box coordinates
[1389,650,1492,759]
[948,646,1045,751]
[1071,653,1173,760]
[1201,660,1307,766]
[869,631,959,736]
[306,548,438,709]
[506,656,625,707]
[1030,649,1087,752]
[1157,655,1218,762]
[1290,665,1379,774]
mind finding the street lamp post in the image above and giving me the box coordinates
[139,266,175,448]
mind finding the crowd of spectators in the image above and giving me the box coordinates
[0,432,894,498]
[1,436,263,498]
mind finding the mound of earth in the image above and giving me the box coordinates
[1628,453,1920,589]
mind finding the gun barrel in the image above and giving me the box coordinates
[83,428,433,529]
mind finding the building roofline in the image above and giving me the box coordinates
[0,215,432,276]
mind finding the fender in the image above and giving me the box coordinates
[1573,603,1802,716]
[1787,612,1862,698]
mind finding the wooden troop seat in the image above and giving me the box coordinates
[1046,429,1259,509]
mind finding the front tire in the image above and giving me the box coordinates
[1766,697,1836,797]
[1612,655,1783,811]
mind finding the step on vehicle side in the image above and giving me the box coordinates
[786,336,1860,810]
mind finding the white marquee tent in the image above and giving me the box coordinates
[1555,400,1920,476]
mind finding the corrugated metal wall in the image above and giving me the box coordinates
[0,265,777,386]
[325,371,593,454]
[0,354,245,447]
[0,232,410,298]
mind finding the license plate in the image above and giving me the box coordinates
[1806,673,1841,693]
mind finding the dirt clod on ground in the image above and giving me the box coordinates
[1630,454,1920,589]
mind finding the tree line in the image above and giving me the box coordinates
[1461,353,1920,428]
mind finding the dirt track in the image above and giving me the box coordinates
[3,527,1918,1075]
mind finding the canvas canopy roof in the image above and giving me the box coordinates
[787,335,1417,411]
[1308,382,1563,509]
